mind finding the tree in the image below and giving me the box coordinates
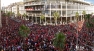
[86,14,91,23]
[6,11,11,17]
[75,12,79,22]
[40,14,45,24]
[5,11,14,17]
[19,25,30,38]
[2,13,6,17]
[53,32,66,51]
[5,11,11,25]
[19,24,30,50]
[53,11,60,25]
[85,14,93,28]
[17,13,21,18]
[22,13,27,20]
[11,12,15,16]
[82,10,86,20]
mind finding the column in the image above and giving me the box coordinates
[77,3,79,21]
[61,2,62,24]
[44,2,46,25]
[70,13,72,22]
[70,3,72,22]
[0,0,2,27]
[35,15,37,23]
[50,2,52,24]
[45,14,46,25]
[66,1,67,24]
[31,15,33,22]
[81,14,82,21]
[32,14,33,23]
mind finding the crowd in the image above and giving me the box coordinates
[0,16,94,51]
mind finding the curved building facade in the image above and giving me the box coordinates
[24,0,94,24]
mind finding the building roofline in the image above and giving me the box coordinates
[72,0,93,5]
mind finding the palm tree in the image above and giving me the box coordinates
[75,12,79,22]
[19,24,30,50]
[82,10,86,21]
[11,12,15,16]
[40,14,45,24]
[6,11,11,17]
[5,11,12,25]
[18,13,21,18]
[19,24,30,38]
[22,13,27,20]
[85,14,93,34]
[86,14,93,28]
[53,11,60,25]
[86,14,90,23]
[53,32,66,51]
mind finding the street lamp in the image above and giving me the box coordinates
[75,12,79,51]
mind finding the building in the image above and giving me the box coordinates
[5,2,26,17]
[24,0,94,24]
[5,3,17,14]
[19,2,26,15]
[12,4,18,16]
[5,5,12,13]
[1,7,6,13]
[12,2,26,17]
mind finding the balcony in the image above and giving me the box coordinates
[27,13,42,17]
[25,2,44,6]
[25,8,44,11]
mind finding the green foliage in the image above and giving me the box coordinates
[86,22,93,28]
[18,13,21,17]
[12,12,15,15]
[53,32,66,51]
[75,12,79,21]
[85,14,91,24]
[40,14,45,20]
[91,19,94,22]
[82,10,86,15]
[75,12,79,18]
[53,11,60,20]
[19,25,30,38]
[23,13,27,17]
[85,14,91,20]
[6,11,14,17]
[6,12,11,17]
[2,13,6,17]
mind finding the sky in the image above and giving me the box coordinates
[85,0,94,3]
[1,0,94,7]
[1,0,23,7]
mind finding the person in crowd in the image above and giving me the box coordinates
[0,16,93,51]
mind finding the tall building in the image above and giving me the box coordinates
[24,0,94,24]
[1,7,6,12]
[18,2,26,15]
[5,3,15,13]
[5,2,26,17]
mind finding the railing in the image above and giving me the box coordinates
[25,8,44,11]
[25,2,45,6]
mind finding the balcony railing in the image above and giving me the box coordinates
[25,2,45,6]
[25,8,44,11]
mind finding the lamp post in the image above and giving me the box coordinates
[76,22,78,51]
[75,12,79,51]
